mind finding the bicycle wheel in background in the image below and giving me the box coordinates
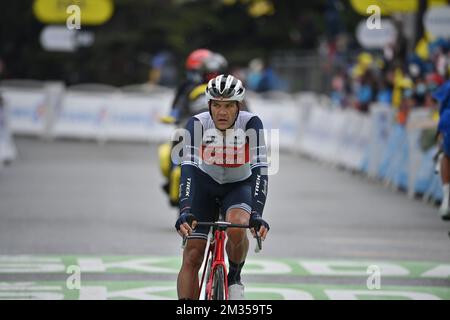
[211,265,226,300]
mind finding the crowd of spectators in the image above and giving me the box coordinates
[329,35,450,125]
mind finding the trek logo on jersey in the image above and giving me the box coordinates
[254,174,261,196]
[185,178,191,197]
[262,178,268,196]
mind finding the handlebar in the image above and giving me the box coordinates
[181,221,263,253]
[196,221,250,229]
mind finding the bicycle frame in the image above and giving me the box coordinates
[198,227,229,300]
[181,219,262,300]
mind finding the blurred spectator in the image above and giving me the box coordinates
[355,69,378,113]
[148,51,177,87]
[434,80,450,220]
[330,68,348,107]
[246,58,264,91]
[397,76,414,125]
[376,69,394,104]
[329,34,450,122]
[246,58,287,93]
[434,80,450,116]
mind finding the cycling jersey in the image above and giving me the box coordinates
[433,80,450,115]
[178,111,269,219]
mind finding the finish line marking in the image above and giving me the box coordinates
[0,256,448,279]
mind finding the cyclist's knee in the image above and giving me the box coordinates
[226,209,249,243]
[227,228,247,245]
[183,245,204,270]
[227,209,250,225]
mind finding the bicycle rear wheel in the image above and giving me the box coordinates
[211,265,226,300]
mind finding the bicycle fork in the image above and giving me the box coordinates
[205,230,229,300]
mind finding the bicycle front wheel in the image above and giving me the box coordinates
[211,265,226,300]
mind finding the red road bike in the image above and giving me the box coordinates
[182,213,262,300]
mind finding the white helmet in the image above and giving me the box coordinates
[205,74,245,104]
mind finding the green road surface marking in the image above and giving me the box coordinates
[0,256,448,279]
[1,256,448,300]
[0,281,448,300]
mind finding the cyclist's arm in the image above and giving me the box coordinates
[179,117,202,215]
[246,116,269,217]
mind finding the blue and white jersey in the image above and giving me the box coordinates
[179,111,269,217]
[181,111,267,184]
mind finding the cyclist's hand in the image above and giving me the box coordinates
[249,213,270,241]
[175,212,197,238]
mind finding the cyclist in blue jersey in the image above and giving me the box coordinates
[434,80,450,220]
[174,74,270,300]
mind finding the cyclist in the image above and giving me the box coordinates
[434,79,450,220]
[174,74,270,300]
[159,49,228,206]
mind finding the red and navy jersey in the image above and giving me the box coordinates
[182,111,267,184]
[179,111,268,217]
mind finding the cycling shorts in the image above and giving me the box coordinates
[187,167,252,241]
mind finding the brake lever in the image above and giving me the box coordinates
[181,236,187,249]
[254,230,262,253]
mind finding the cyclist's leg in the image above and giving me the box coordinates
[177,239,206,299]
[177,168,218,299]
[440,134,450,184]
[222,181,252,288]
[225,208,250,264]
[440,148,450,219]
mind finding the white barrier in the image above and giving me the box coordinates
[248,95,301,150]
[2,88,47,135]
[334,110,371,171]
[366,104,393,178]
[52,90,174,143]
[406,108,439,198]
[297,106,372,171]
[52,91,111,140]
[104,93,173,143]
[299,105,344,162]
[1,81,65,139]
[0,91,17,165]
[1,81,175,144]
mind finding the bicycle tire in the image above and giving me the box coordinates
[203,256,212,300]
[211,265,226,300]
